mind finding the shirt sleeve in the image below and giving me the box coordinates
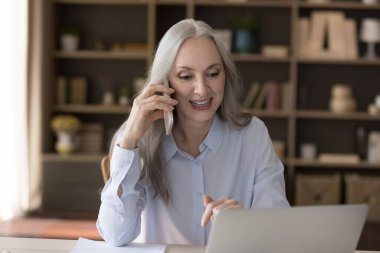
[251,122,290,209]
[96,142,146,246]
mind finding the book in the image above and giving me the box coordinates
[265,81,281,111]
[253,83,269,109]
[242,82,260,108]
[56,76,68,104]
[318,153,360,164]
[281,81,292,111]
[262,45,288,58]
[70,77,88,104]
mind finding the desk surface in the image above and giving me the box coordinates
[0,237,378,253]
[0,237,204,253]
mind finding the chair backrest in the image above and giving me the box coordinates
[101,155,110,183]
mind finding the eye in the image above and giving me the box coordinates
[179,74,193,81]
[207,71,220,78]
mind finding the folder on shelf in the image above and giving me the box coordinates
[327,12,346,59]
[345,18,358,59]
[298,18,310,58]
[308,12,328,58]
[303,11,356,60]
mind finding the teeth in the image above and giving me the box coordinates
[191,99,210,106]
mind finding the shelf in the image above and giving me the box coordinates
[298,57,380,66]
[246,109,291,119]
[299,1,380,10]
[43,0,380,211]
[43,153,105,162]
[292,158,380,170]
[232,53,291,63]
[296,110,380,121]
[55,0,148,5]
[156,0,187,5]
[54,50,149,60]
[195,0,293,7]
[53,104,131,114]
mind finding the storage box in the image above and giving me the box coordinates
[345,174,380,222]
[295,173,341,205]
[77,123,104,154]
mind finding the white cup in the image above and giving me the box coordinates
[300,143,317,160]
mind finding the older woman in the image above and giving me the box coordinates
[96,19,289,246]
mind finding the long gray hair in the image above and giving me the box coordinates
[110,19,251,202]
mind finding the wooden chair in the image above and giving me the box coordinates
[101,155,110,183]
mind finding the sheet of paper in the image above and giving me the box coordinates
[70,237,166,253]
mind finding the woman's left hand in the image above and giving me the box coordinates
[201,195,242,227]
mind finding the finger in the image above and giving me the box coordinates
[212,200,241,216]
[201,198,241,227]
[142,84,175,98]
[201,195,214,227]
[143,94,177,107]
[201,198,228,227]
[203,195,213,207]
[135,94,176,116]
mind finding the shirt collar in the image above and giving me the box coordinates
[162,115,224,162]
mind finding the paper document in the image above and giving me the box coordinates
[71,237,166,253]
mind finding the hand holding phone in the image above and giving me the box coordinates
[163,79,174,135]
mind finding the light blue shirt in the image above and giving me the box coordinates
[96,116,289,246]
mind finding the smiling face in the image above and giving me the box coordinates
[169,36,225,127]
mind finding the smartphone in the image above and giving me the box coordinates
[163,78,174,135]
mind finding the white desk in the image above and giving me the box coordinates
[0,237,204,253]
[0,237,378,253]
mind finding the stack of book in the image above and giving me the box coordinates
[77,123,104,154]
[242,81,291,111]
[298,11,358,59]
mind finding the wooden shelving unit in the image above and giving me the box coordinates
[40,0,380,215]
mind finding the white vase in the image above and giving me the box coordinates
[102,91,115,105]
[55,131,75,154]
[368,131,380,163]
[60,34,79,51]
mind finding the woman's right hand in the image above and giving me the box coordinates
[119,83,177,149]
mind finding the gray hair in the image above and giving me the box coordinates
[111,19,251,202]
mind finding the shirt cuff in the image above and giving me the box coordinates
[101,144,141,209]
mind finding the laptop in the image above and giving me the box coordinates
[205,204,368,253]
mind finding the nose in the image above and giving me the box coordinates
[193,76,208,97]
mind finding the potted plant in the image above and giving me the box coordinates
[51,115,81,154]
[232,15,259,54]
[118,86,131,106]
[59,25,80,51]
